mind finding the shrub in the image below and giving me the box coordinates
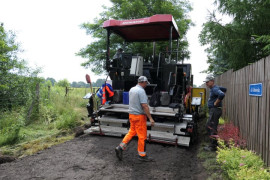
[236,166,270,180]
[39,103,58,125]
[217,140,270,179]
[0,111,24,146]
[55,112,79,130]
[0,127,20,146]
[218,122,246,148]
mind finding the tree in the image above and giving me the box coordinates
[45,80,52,87]
[0,23,40,110]
[255,35,270,54]
[56,79,70,87]
[92,79,106,87]
[46,77,56,86]
[77,0,192,74]
[77,81,88,88]
[0,22,21,90]
[199,0,270,75]
[71,81,78,88]
[70,81,89,88]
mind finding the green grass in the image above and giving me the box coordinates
[0,110,24,146]
[197,116,225,180]
[0,87,89,157]
[19,123,59,143]
[197,142,225,180]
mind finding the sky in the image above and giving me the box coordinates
[0,0,218,86]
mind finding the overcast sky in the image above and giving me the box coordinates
[0,0,217,86]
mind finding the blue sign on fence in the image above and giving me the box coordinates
[249,83,263,96]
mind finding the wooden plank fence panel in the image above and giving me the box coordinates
[248,64,253,150]
[254,61,259,153]
[244,67,249,141]
[254,61,257,151]
[222,71,228,118]
[267,80,270,166]
[239,69,244,128]
[241,68,247,139]
[234,71,238,125]
[244,65,249,147]
[258,60,265,159]
[250,63,257,151]
[248,64,252,150]
[254,61,260,153]
[256,61,261,154]
[229,70,234,121]
[238,70,243,127]
[254,62,258,153]
[239,68,244,138]
[229,70,233,119]
[266,56,270,79]
[232,71,237,125]
[266,57,270,166]
[230,72,236,124]
[236,69,240,128]
[261,78,269,165]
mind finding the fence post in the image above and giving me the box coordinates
[65,87,68,97]
[48,85,51,99]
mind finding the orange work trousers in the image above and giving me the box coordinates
[121,114,147,157]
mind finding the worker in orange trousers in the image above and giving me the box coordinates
[115,76,155,162]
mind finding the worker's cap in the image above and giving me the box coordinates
[138,76,150,84]
[203,75,215,82]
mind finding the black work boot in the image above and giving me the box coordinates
[115,146,123,161]
[138,155,154,162]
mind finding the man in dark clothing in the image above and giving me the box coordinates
[203,75,226,151]
[113,48,123,59]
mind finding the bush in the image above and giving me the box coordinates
[0,111,24,146]
[0,127,20,146]
[39,103,58,125]
[236,166,270,180]
[218,122,246,148]
[217,140,270,180]
[55,112,79,130]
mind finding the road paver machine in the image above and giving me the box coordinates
[84,14,204,146]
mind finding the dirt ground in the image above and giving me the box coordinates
[0,133,208,180]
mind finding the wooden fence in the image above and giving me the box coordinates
[202,56,270,166]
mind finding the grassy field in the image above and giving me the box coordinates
[0,86,91,157]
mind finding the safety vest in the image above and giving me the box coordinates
[98,83,114,105]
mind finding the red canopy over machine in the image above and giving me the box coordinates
[103,14,180,42]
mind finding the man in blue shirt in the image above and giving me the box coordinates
[204,75,226,151]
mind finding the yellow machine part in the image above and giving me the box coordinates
[191,88,206,107]
[184,87,206,113]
